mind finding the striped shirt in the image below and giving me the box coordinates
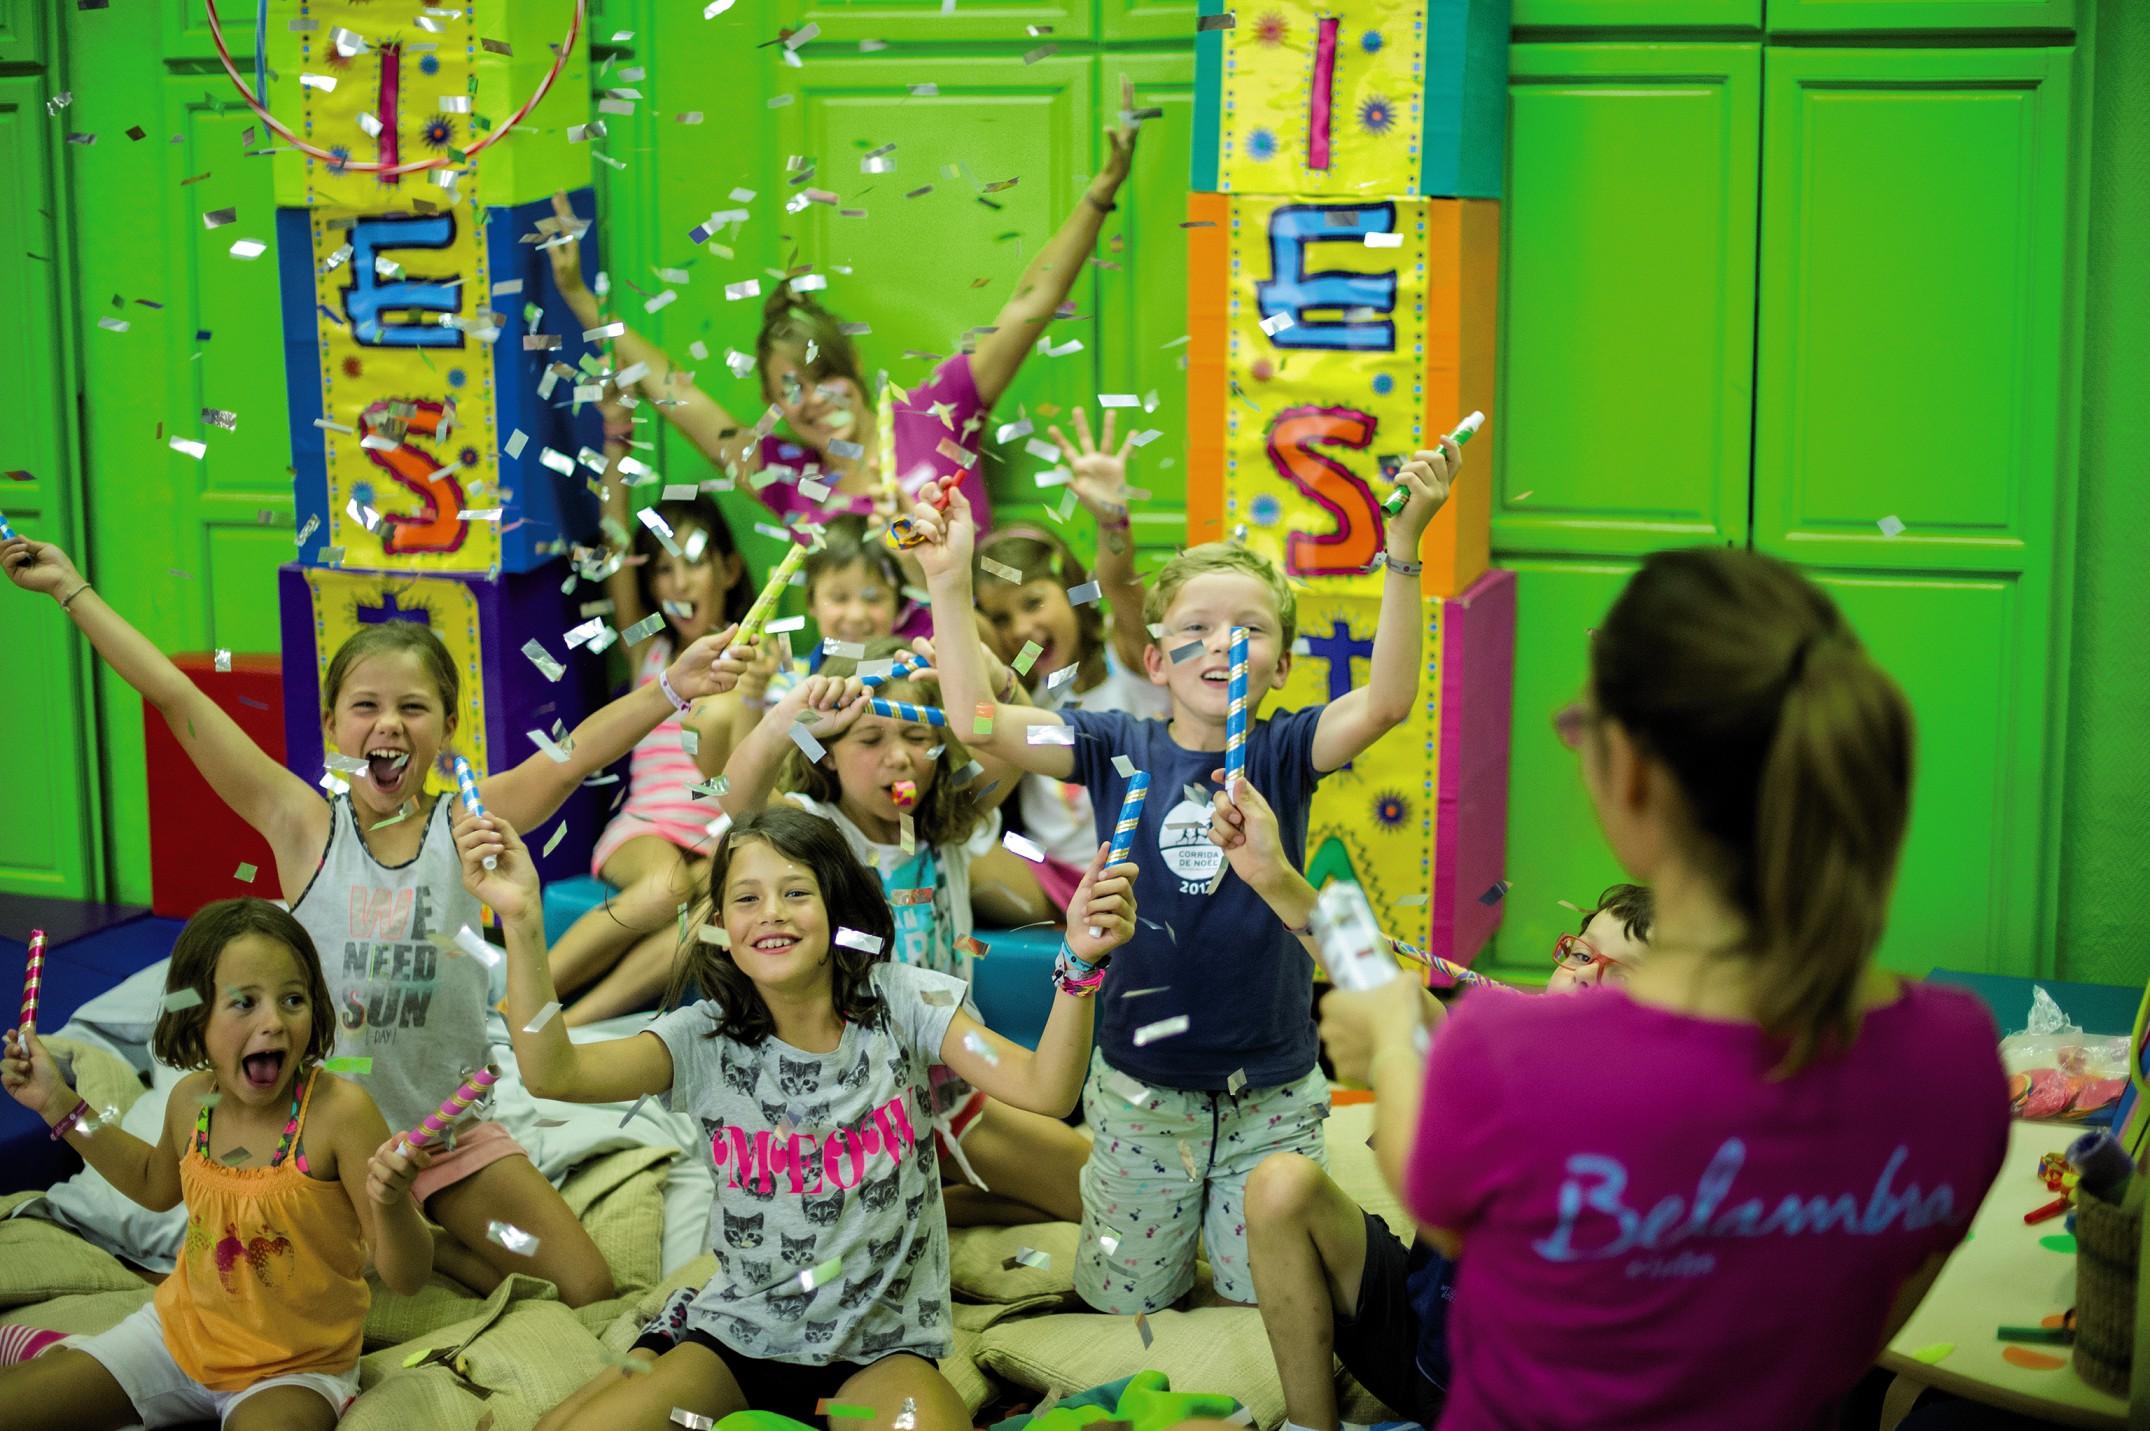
[592,639,715,865]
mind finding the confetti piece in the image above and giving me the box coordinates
[233,862,257,883]
[1227,1068,1248,1096]
[452,925,500,968]
[228,238,267,260]
[789,722,828,763]
[835,928,885,955]
[524,1001,562,1033]
[622,613,666,645]
[1878,514,1906,537]
[620,1093,652,1127]
[1012,640,1044,675]
[1002,831,1046,863]
[324,1056,372,1075]
[1179,1139,1201,1181]
[486,1220,541,1256]
[893,1397,919,1431]
[1134,1014,1190,1046]
[972,703,995,737]
[1169,640,1204,664]
[1098,1227,1123,1257]
[1478,880,1511,907]
[1003,1247,1052,1270]
[980,556,1024,584]
[956,935,987,959]
[202,207,236,229]
[169,436,208,460]
[2038,1233,2076,1254]
[161,988,205,1013]
[1027,725,1076,746]
[817,1404,875,1422]
[2000,1346,2067,1370]
[522,639,566,681]
[670,1412,715,1430]
[221,1146,252,1164]
[1135,1311,1154,1347]
[1112,754,1138,778]
[1117,985,1168,1000]
[1067,580,1102,606]
[798,1254,843,1291]
[962,1030,1000,1065]
[1909,1342,1953,1365]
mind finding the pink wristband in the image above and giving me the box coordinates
[48,1098,89,1141]
[658,667,693,713]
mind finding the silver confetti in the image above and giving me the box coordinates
[486,1220,541,1256]
[1133,1015,1190,1047]
[834,928,885,955]
[524,1001,562,1034]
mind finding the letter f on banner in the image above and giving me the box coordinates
[1256,203,1399,352]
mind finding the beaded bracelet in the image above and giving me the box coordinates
[48,1098,89,1142]
[1051,942,1108,998]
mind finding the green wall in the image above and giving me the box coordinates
[3,0,2142,990]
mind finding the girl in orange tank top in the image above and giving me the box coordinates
[2,900,437,1427]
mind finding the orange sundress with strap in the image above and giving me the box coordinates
[155,1066,370,1391]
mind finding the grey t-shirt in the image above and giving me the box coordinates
[649,961,966,1365]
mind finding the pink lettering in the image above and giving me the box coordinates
[871,1093,918,1159]
[782,1133,824,1195]
[712,1127,777,1193]
[822,1128,867,1190]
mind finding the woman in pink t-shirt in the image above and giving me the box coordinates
[1321,548,2011,1431]
[539,111,1143,539]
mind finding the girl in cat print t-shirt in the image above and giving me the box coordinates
[460,803,1135,1430]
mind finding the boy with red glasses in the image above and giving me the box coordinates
[1209,776,1652,1431]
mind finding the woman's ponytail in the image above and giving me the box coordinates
[1593,549,1917,1073]
[1750,640,1913,1070]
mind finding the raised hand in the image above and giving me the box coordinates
[1097,74,1143,195]
[1,1024,67,1119]
[1,537,84,600]
[543,192,596,317]
[668,625,756,701]
[906,481,977,587]
[1387,436,1463,544]
[1065,844,1138,965]
[451,808,539,921]
[1051,408,1136,527]
[1207,769,1295,896]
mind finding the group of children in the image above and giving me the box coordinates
[0,97,2020,1431]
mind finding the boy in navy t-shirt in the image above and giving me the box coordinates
[907,434,1461,1313]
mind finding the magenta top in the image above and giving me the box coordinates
[754,352,993,532]
[1406,980,2009,1431]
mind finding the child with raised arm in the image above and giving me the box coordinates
[903,437,1461,1314]
[1,900,432,1429]
[2,534,755,1305]
[1211,777,1653,1431]
[450,806,1134,1431]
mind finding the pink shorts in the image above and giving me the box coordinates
[410,1119,531,1207]
[590,811,713,878]
[1034,856,1085,911]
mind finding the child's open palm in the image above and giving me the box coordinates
[668,624,755,701]
[1051,408,1136,526]
[451,808,539,921]
[543,192,592,302]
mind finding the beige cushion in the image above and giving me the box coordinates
[351,1274,609,1429]
[42,1037,148,1123]
[0,1287,152,1337]
[363,1271,491,1350]
[559,1145,676,1300]
[0,1201,150,1306]
[948,1221,1082,1305]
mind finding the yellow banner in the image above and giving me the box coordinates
[1275,592,1438,957]
[1214,0,1426,197]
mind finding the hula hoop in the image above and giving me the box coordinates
[200,1,586,177]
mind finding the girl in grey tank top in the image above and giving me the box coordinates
[290,793,490,1135]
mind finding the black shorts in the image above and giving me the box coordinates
[1334,1210,1448,1427]
[629,1326,866,1424]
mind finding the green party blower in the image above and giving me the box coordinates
[1383,411,1484,516]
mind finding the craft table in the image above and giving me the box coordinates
[1879,1119,2130,1429]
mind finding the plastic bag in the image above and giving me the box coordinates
[2000,986,2130,1122]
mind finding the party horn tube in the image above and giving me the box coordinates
[1224,627,1249,789]
[877,377,899,499]
[1383,411,1485,516]
[1106,772,1148,866]
[19,929,47,1032]
[868,698,947,727]
[451,754,496,870]
[860,651,932,691]
[405,1065,500,1148]
[0,512,17,540]
[1388,937,1496,990]
[739,540,810,641]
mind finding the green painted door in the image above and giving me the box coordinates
[0,69,101,898]
[60,29,299,905]
[1512,0,1760,27]
[1499,43,1759,560]
[1768,0,2075,33]
[1755,46,2077,973]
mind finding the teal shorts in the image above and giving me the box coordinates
[1075,1049,1331,1312]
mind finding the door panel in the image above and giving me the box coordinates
[1768,0,2074,34]
[1498,45,1759,559]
